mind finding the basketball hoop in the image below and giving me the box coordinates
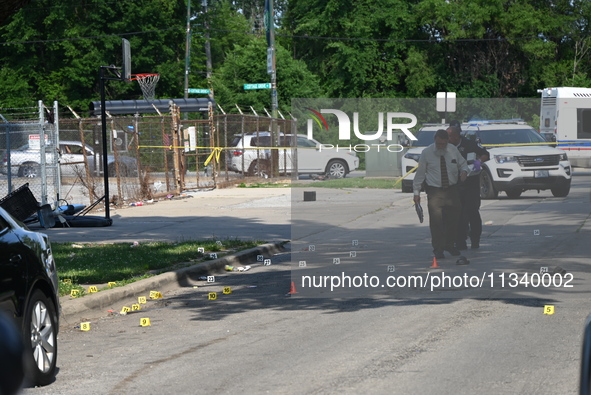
[131,73,160,101]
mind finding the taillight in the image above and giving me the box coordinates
[232,150,242,156]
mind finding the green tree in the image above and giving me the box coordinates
[214,37,324,113]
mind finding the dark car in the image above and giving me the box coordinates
[0,206,60,387]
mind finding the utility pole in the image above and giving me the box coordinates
[266,0,279,176]
[203,0,213,99]
[184,0,191,102]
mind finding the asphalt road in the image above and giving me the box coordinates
[21,171,591,395]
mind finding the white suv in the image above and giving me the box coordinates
[227,132,359,178]
[463,121,572,198]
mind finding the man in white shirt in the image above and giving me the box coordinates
[413,129,469,259]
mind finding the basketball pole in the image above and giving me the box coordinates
[99,65,122,221]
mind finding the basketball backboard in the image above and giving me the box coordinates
[122,38,131,82]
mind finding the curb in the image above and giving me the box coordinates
[59,242,286,325]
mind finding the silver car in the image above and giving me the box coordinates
[0,140,137,177]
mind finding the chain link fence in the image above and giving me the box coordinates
[1,102,296,212]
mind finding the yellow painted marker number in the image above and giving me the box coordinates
[132,304,141,311]
[88,286,98,293]
[70,289,80,297]
[80,322,91,331]
[544,305,555,315]
[208,292,217,300]
[138,296,147,304]
[140,318,151,327]
[223,287,232,294]
[120,306,131,315]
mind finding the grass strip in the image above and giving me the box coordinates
[53,239,263,296]
[292,178,401,189]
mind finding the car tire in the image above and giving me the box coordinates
[22,289,58,386]
[18,162,40,178]
[480,169,498,199]
[248,160,270,178]
[551,180,571,197]
[325,159,348,179]
[401,181,413,193]
[505,188,522,199]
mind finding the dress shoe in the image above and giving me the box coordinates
[433,250,445,259]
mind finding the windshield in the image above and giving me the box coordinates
[476,128,548,146]
[412,129,438,147]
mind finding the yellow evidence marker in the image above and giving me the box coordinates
[140,318,151,327]
[223,287,232,294]
[131,304,141,311]
[138,296,147,304]
[63,279,72,284]
[544,305,555,315]
[208,292,217,300]
[80,322,91,331]
[88,286,98,293]
[108,282,117,287]
[149,291,163,299]
[70,289,80,297]
[120,306,131,315]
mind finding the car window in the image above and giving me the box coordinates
[250,136,271,147]
[230,136,241,147]
[413,130,437,146]
[476,128,547,146]
[0,216,8,232]
[297,137,317,148]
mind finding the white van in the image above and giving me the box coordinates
[539,87,591,168]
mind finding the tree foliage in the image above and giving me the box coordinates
[2,0,591,116]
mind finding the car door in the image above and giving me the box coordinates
[0,215,26,318]
[297,136,324,172]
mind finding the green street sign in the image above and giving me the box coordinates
[188,88,210,94]
[244,83,271,90]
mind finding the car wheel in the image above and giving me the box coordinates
[18,163,40,178]
[22,290,58,386]
[480,169,498,199]
[401,181,413,193]
[248,160,270,178]
[551,180,571,197]
[505,188,522,199]
[325,160,348,179]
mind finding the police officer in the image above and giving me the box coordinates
[447,123,489,250]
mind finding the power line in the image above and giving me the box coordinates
[1,25,583,46]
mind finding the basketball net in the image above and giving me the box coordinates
[132,73,160,101]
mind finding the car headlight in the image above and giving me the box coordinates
[559,152,568,161]
[494,155,518,164]
[404,153,421,161]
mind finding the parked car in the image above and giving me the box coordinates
[0,140,137,178]
[227,132,359,178]
[462,120,572,198]
[0,206,60,386]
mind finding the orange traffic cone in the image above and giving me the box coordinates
[288,281,298,294]
[431,256,440,268]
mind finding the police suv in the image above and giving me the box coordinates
[463,120,572,198]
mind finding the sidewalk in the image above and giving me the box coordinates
[48,187,292,325]
[46,187,292,244]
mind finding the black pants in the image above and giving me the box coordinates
[456,184,482,245]
[426,185,461,253]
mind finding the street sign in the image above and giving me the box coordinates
[244,83,271,90]
[188,88,210,94]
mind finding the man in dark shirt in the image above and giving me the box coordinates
[447,124,489,250]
